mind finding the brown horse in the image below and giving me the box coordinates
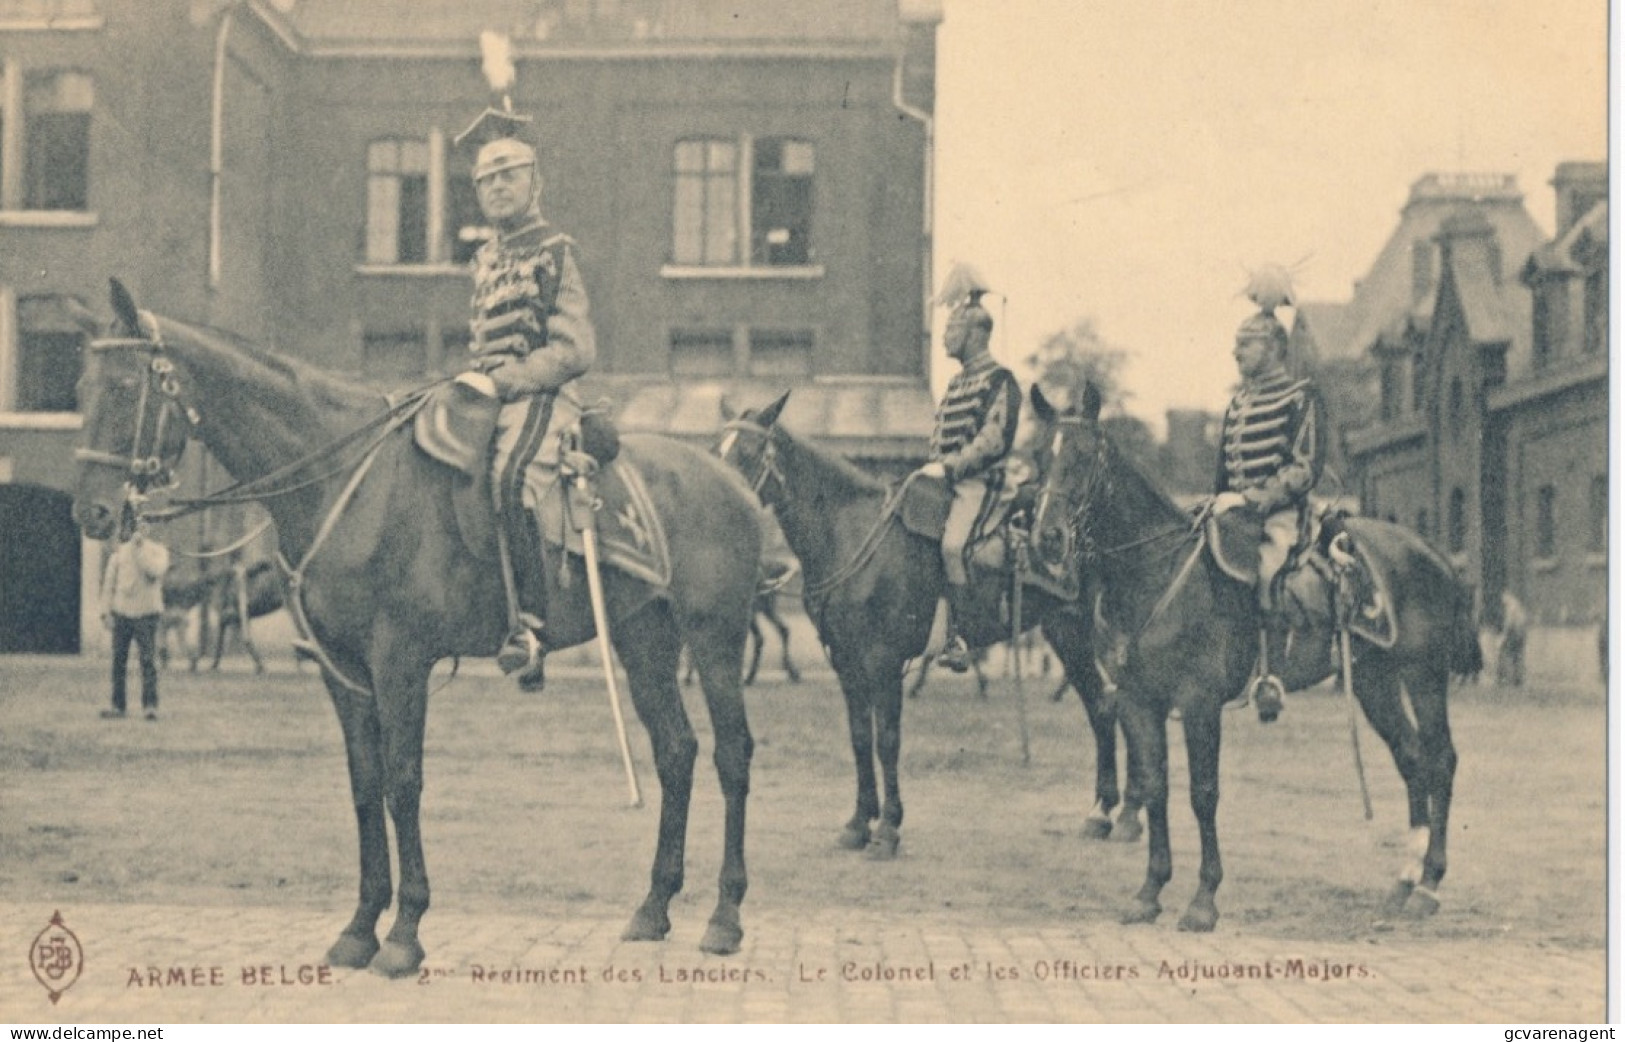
[718,391,1135,859]
[1031,382,1476,931]
[71,280,763,975]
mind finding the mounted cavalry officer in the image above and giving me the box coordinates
[1210,268,1326,719]
[452,102,596,688]
[917,265,1022,672]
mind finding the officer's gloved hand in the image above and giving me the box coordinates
[453,371,499,398]
[915,461,948,482]
[1211,491,1248,515]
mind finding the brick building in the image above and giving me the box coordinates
[0,0,942,652]
[1344,163,1608,637]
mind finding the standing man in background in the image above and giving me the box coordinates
[100,513,171,721]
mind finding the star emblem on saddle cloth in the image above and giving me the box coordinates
[616,503,650,550]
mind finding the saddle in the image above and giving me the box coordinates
[410,383,670,589]
[1204,507,1396,648]
[895,472,1080,645]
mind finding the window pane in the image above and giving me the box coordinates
[751,137,812,266]
[672,174,705,264]
[398,174,428,264]
[748,329,812,378]
[399,140,430,174]
[670,329,733,378]
[703,174,736,264]
[674,140,705,174]
[17,296,84,412]
[706,140,735,173]
[23,72,93,211]
[365,175,400,263]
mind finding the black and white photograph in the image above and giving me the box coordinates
[0,0,1612,1026]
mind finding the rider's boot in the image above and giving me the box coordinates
[496,509,549,685]
[937,585,973,673]
[1251,582,1286,723]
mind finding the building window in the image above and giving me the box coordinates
[669,328,734,378]
[1535,484,1557,560]
[1379,360,1401,421]
[15,294,84,411]
[366,139,430,265]
[1,69,94,212]
[1584,266,1607,356]
[1411,240,1433,303]
[1448,377,1465,438]
[1588,475,1606,554]
[671,135,814,269]
[1447,487,1467,554]
[748,328,813,378]
[1410,351,1426,413]
[362,328,426,379]
[1531,289,1553,371]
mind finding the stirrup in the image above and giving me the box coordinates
[1244,672,1286,723]
[496,622,543,676]
[937,636,972,674]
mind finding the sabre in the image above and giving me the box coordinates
[1339,625,1374,821]
[1010,530,1032,767]
[572,472,643,808]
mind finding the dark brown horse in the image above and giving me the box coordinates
[718,391,1134,858]
[1031,383,1476,931]
[71,280,764,975]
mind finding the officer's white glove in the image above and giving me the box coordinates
[453,371,499,398]
[916,461,948,481]
[1211,491,1248,515]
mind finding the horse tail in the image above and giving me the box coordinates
[1449,576,1484,680]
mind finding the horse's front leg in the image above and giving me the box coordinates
[1118,693,1171,924]
[368,642,435,978]
[1045,616,1125,840]
[867,661,906,860]
[615,611,698,947]
[323,678,390,970]
[1177,700,1223,932]
[833,657,880,850]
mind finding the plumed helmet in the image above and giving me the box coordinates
[1236,263,1295,348]
[455,104,537,182]
[936,260,996,332]
[472,137,537,181]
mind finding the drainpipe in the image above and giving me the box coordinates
[209,7,235,290]
[892,49,933,381]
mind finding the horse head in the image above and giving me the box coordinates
[716,389,791,508]
[1029,380,1106,572]
[70,278,196,541]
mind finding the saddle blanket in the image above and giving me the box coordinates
[528,457,672,590]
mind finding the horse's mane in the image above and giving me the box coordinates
[1101,432,1192,528]
[163,316,387,415]
[772,422,890,497]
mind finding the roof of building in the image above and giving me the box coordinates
[247,0,925,53]
[1288,301,1355,366]
[1524,199,1609,276]
[1324,173,1546,364]
[576,375,936,460]
[1432,208,1534,376]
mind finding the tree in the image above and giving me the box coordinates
[1024,317,1131,414]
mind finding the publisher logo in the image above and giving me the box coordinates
[32,911,84,1004]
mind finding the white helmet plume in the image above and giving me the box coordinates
[480,30,516,95]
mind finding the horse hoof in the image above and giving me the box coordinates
[865,825,901,860]
[1380,880,1415,919]
[326,931,379,969]
[1081,817,1113,841]
[369,939,425,979]
[1177,906,1218,933]
[837,823,871,850]
[1405,887,1441,919]
[1120,901,1161,926]
[1111,818,1143,844]
[699,919,743,956]
[621,905,672,943]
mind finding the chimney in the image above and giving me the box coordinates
[1551,161,1607,237]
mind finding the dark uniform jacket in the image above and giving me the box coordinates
[1215,365,1326,514]
[930,352,1021,483]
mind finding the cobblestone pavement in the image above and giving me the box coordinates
[1,899,1605,1023]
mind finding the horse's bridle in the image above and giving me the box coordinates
[73,323,196,493]
[718,418,786,504]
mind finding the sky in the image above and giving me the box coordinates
[929,0,1611,432]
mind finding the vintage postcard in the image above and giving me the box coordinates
[0,0,1611,1027]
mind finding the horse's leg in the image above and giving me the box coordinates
[1176,699,1224,932]
[833,653,880,850]
[743,615,765,686]
[615,607,698,945]
[1350,653,1431,918]
[1119,693,1171,924]
[685,611,755,955]
[367,644,435,978]
[1044,615,1127,841]
[1400,658,1456,918]
[866,656,906,859]
[766,603,800,682]
[322,678,391,971]
[905,661,928,700]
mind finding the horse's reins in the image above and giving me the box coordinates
[721,418,914,614]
